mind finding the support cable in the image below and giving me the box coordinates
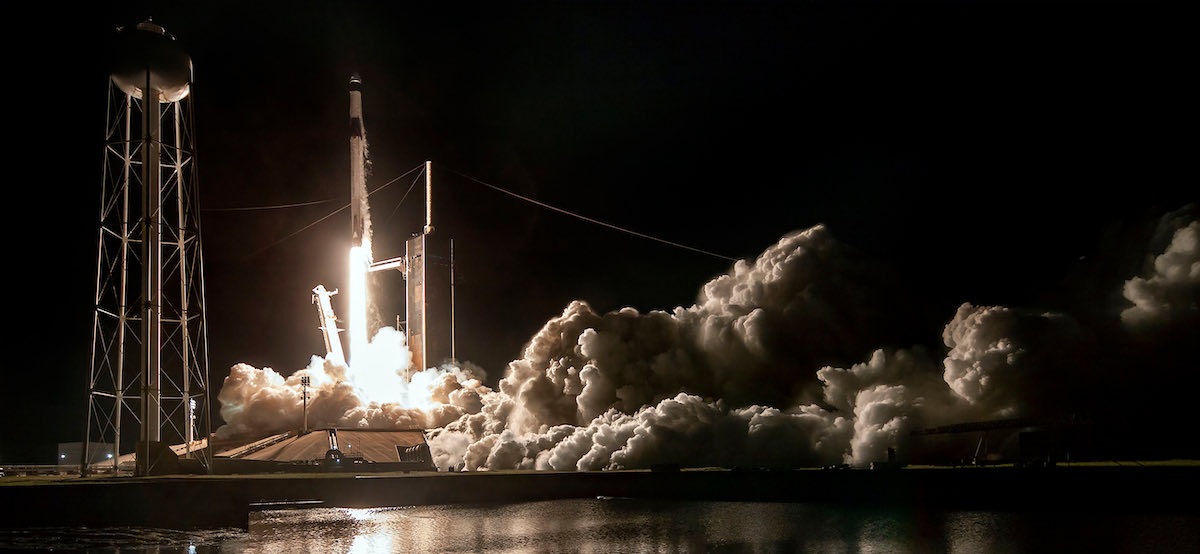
[367,164,426,199]
[246,163,424,257]
[385,168,426,222]
[446,167,737,262]
[203,199,334,212]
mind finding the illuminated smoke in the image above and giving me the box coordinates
[428,226,946,469]
[1121,220,1199,331]
[216,328,490,438]
[941,303,1090,419]
[219,210,1198,467]
[818,348,957,465]
[426,294,1093,470]
[491,225,884,438]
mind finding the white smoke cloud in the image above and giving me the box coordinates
[494,225,882,437]
[215,328,489,438]
[817,348,964,465]
[424,228,976,470]
[941,303,1091,419]
[1122,220,1200,331]
[431,394,855,471]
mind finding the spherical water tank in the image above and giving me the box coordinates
[110,21,193,103]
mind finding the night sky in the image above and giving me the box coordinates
[1,1,1191,462]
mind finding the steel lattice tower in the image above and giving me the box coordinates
[84,21,212,476]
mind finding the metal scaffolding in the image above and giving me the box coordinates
[84,68,212,475]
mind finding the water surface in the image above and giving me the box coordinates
[2,498,1196,552]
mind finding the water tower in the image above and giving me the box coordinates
[84,20,212,475]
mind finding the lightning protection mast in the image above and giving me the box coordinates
[84,20,213,476]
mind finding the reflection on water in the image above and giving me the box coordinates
[2,499,1197,552]
[0,525,244,552]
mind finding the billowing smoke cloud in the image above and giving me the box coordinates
[1121,220,1199,331]
[819,348,958,465]
[428,299,1091,470]
[493,225,884,437]
[941,303,1091,419]
[433,394,855,471]
[218,210,1199,467]
[426,225,1100,470]
[216,327,490,438]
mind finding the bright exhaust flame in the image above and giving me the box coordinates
[348,244,370,366]
[345,327,424,407]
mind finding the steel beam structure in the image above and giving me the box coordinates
[84,74,212,475]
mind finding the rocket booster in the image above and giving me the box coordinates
[347,73,371,365]
[349,73,367,247]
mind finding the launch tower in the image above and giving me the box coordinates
[400,164,455,373]
[84,21,212,475]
